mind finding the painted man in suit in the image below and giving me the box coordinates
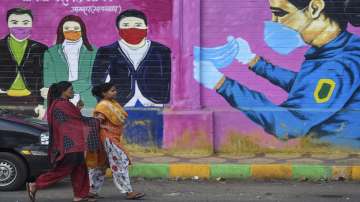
[92,9,171,107]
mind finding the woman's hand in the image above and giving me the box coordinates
[118,111,128,124]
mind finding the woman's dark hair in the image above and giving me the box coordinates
[288,0,360,29]
[116,9,148,29]
[56,15,93,51]
[7,8,33,21]
[47,81,72,107]
[92,83,115,99]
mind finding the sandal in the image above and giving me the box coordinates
[26,183,37,202]
[72,198,97,202]
[126,192,145,200]
[88,193,104,199]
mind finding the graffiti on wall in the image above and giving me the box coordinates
[194,0,360,149]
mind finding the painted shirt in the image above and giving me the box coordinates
[63,38,82,82]
[9,36,27,65]
[8,37,31,96]
[217,31,360,148]
[118,40,163,107]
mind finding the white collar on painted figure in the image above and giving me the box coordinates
[62,38,83,49]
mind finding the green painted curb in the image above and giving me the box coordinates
[115,163,360,181]
[292,165,332,180]
[210,164,251,179]
[129,163,169,178]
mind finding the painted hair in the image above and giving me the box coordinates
[7,8,33,21]
[116,9,148,29]
[288,0,360,29]
[47,81,72,107]
[92,82,115,99]
[56,15,93,51]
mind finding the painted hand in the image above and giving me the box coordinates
[234,37,256,65]
[40,87,49,99]
[76,100,84,110]
[34,104,46,120]
[193,60,224,89]
[193,36,239,69]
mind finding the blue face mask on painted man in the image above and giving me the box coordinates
[264,21,306,55]
[263,6,310,55]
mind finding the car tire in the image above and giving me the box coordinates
[0,152,28,191]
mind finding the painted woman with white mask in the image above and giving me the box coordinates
[194,0,360,148]
[42,15,97,116]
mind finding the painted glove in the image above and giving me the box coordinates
[234,36,256,64]
[193,60,224,89]
[194,36,239,69]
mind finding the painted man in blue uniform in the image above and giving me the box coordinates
[194,0,360,148]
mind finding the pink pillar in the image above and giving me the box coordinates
[170,0,201,110]
[163,0,214,153]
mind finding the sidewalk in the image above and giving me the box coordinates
[116,152,360,181]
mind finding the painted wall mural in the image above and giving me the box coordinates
[1,0,360,153]
[0,8,47,117]
[91,9,171,108]
[0,0,173,148]
[194,0,360,150]
[43,15,97,112]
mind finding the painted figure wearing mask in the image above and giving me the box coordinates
[42,15,97,117]
[194,0,360,149]
[0,8,47,116]
[92,9,171,107]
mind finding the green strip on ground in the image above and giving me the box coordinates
[130,163,169,178]
[292,165,332,181]
[210,164,251,179]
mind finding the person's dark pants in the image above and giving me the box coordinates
[35,153,89,198]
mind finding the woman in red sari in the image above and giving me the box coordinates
[26,81,98,202]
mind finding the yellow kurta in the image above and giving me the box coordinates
[86,99,129,168]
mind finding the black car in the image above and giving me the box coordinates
[0,113,50,191]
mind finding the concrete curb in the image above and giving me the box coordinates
[105,164,360,181]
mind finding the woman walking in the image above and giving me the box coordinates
[86,83,145,200]
[26,81,98,202]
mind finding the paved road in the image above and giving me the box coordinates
[1,179,359,202]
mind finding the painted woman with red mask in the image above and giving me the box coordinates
[42,15,97,117]
[91,9,171,108]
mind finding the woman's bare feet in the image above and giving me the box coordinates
[26,182,37,202]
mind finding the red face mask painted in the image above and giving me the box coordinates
[119,28,147,45]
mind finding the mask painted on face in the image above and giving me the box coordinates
[264,21,306,55]
[119,28,147,45]
[9,27,32,41]
[64,31,82,41]
[264,7,311,55]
